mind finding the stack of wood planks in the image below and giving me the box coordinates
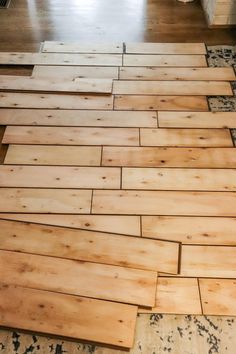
[0,41,235,349]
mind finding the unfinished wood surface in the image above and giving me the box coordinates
[0,53,122,66]
[181,245,236,278]
[140,128,233,147]
[92,190,236,216]
[3,126,139,146]
[102,147,236,168]
[0,219,179,273]
[125,43,207,54]
[0,250,157,307]
[0,214,141,236]
[119,67,236,81]
[4,145,101,166]
[199,279,236,316]
[0,283,137,348]
[158,111,236,128]
[114,95,208,111]
[42,41,123,53]
[113,80,233,96]
[122,168,236,191]
[0,188,92,213]
[0,92,113,110]
[0,109,157,128]
[139,277,202,315]
[142,216,236,245]
[123,54,207,67]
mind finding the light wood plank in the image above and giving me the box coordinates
[92,190,236,216]
[181,245,236,278]
[0,92,113,109]
[3,126,139,146]
[119,67,236,81]
[0,166,120,189]
[140,128,233,147]
[102,147,236,168]
[199,279,236,316]
[0,188,91,213]
[42,41,123,53]
[0,250,157,307]
[139,277,202,315]
[0,109,157,127]
[123,54,207,67]
[113,80,233,96]
[0,219,180,273]
[125,43,206,54]
[0,283,137,348]
[142,216,236,245]
[159,111,236,128]
[114,95,208,111]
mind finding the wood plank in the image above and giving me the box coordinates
[114,95,208,111]
[0,53,122,66]
[102,147,236,168]
[140,128,233,147]
[125,43,206,54]
[181,245,236,278]
[0,219,180,273]
[199,279,236,316]
[123,54,207,67]
[0,188,91,213]
[119,67,236,81]
[0,214,141,236]
[158,111,236,128]
[0,250,157,307]
[92,190,236,216]
[113,80,233,96]
[5,145,101,166]
[0,109,157,128]
[0,166,121,189]
[139,277,202,315]
[142,216,236,245]
[0,92,113,110]
[3,126,139,146]
[0,283,137,348]
[122,168,236,191]
[42,41,123,53]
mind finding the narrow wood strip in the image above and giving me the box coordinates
[0,219,179,273]
[125,43,206,54]
[3,126,139,146]
[92,190,236,216]
[158,111,236,128]
[42,41,123,53]
[123,54,207,67]
[0,283,137,348]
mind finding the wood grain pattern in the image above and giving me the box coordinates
[125,43,206,54]
[123,54,207,67]
[42,41,123,53]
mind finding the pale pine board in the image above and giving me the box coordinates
[102,147,236,168]
[113,80,233,96]
[0,250,157,307]
[0,92,113,109]
[0,109,157,127]
[0,219,179,273]
[0,166,121,189]
[0,188,92,213]
[5,145,101,166]
[0,214,141,236]
[199,279,236,316]
[125,42,206,54]
[123,54,207,67]
[119,67,236,81]
[142,216,236,245]
[3,126,139,146]
[181,245,236,278]
[0,52,122,66]
[122,168,236,191]
[139,277,202,315]
[42,41,123,53]
[158,111,236,128]
[114,95,208,111]
[92,190,236,216]
[140,128,233,147]
[0,283,137,348]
